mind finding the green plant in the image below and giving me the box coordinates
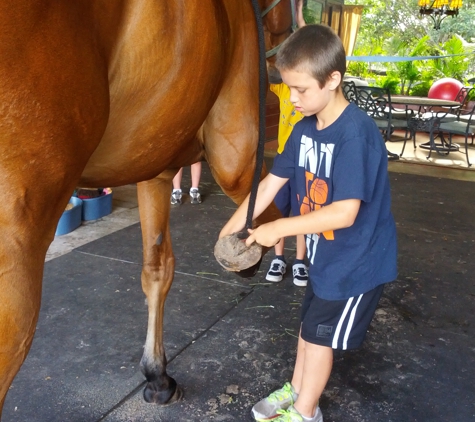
[302,2,322,24]
[429,35,471,80]
[409,80,431,97]
[346,61,369,79]
[409,68,436,97]
[378,75,400,94]
[387,36,432,95]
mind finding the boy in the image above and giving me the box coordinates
[219,24,397,422]
[266,0,308,287]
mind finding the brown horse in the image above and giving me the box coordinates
[0,0,292,416]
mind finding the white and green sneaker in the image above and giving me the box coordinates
[251,382,298,421]
[274,405,323,422]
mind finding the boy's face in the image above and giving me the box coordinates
[281,69,339,117]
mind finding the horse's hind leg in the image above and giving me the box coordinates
[136,172,182,404]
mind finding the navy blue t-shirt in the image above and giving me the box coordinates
[271,102,397,300]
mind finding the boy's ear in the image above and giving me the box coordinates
[327,71,342,91]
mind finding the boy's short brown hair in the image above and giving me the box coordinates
[275,24,346,88]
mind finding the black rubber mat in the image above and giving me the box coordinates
[3,169,475,422]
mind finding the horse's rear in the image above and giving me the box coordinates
[0,1,113,413]
[0,0,287,416]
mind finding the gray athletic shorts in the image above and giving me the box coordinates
[300,283,385,350]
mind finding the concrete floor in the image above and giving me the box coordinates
[2,139,475,422]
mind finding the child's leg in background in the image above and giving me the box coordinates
[172,168,184,190]
[265,182,291,282]
[290,178,308,286]
[290,177,306,260]
[296,235,306,260]
[190,161,202,189]
[171,168,184,205]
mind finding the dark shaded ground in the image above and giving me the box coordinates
[3,164,475,422]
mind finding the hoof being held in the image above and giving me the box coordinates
[235,257,262,278]
[214,233,262,272]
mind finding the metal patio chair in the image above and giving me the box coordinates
[435,100,475,167]
[355,86,415,157]
[342,80,358,103]
[421,86,473,123]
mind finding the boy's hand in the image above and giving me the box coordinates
[245,223,280,248]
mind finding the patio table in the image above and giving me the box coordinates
[390,96,462,155]
[391,96,461,109]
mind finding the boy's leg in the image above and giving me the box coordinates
[287,283,386,420]
[292,338,332,418]
[251,333,329,421]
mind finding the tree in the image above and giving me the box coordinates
[346,0,475,52]
[345,0,475,86]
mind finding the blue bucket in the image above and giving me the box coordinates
[56,196,83,236]
[81,190,113,221]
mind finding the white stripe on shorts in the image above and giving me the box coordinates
[343,294,363,349]
[331,294,363,350]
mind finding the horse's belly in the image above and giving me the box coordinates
[80,122,202,187]
[79,0,229,187]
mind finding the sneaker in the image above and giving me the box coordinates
[274,405,323,422]
[292,263,308,287]
[266,258,287,282]
[170,189,182,205]
[251,382,297,421]
[189,188,202,204]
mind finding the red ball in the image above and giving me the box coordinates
[428,78,463,101]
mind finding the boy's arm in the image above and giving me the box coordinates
[246,198,360,247]
[219,173,288,239]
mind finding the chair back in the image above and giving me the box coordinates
[454,86,472,104]
[460,99,475,125]
[342,80,358,103]
[355,86,388,119]
[455,86,474,117]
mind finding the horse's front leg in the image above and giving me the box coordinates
[137,172,182,405]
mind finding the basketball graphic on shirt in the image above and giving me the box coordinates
[300,195,311,215]
[309,178,328,205]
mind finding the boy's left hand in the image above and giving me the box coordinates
[245,223,280,248]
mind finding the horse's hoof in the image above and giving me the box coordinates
[236,257,262,278]
[214,233,262,272]
[143,379,183,405]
